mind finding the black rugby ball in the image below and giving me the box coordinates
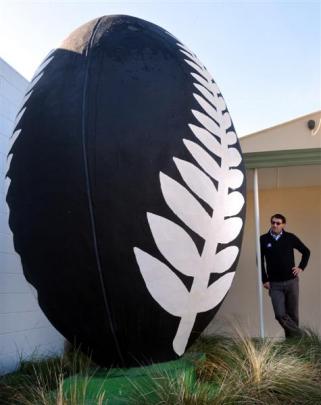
[6,15,246,367]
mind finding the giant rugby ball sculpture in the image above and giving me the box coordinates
[6,15,246,367]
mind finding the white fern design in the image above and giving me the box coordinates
[134,41,245,356]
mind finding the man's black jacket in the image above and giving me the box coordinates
[260,231,310,283]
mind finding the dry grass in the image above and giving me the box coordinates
[192,332,321,404]
[0,347,97,405]
[1,331,321,404]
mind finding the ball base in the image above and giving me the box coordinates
[62,353,205,404]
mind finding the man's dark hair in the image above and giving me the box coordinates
[271,213,286,224]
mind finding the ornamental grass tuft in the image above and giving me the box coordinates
[191,332,321,404]
[1,331,321,404]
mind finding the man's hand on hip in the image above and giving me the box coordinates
[263,282,270,289]
[292,267,303,277]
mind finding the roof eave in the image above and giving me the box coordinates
[243,148,321,169]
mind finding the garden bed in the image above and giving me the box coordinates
[1,331,321,404]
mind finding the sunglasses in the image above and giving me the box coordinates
[271,221,283,225]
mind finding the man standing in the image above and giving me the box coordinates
[260,214,310,338]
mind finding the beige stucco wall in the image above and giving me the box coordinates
[206,185,321,338]
[241,111,321,153]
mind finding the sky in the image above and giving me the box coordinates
[0,0,320,136]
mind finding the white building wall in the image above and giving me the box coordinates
[0,58,64,375]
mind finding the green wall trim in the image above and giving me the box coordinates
[243,148,321,169]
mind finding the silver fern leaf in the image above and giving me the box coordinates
[173,157,217,208]
[134,42,245,355]
[147,213,200,277]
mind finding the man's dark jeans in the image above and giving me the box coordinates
[269,278,303,338]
